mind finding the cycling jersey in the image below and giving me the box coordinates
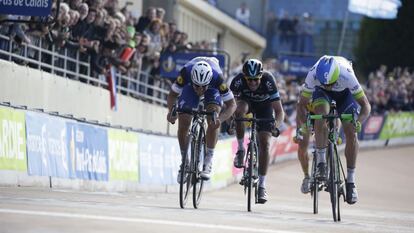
[301,56,365,100]
[171,57,233,102]
[230,70,280,132]
[230,71,281,103]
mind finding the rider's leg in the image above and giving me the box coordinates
[234,100,249,168]
[235,100,249,148]
[177,114,192,157]
[258,131,272,186]
[298,131,311,177]
[200,103,222,179]
[205,104,222,150]
[342,121,358,182]
[313,99,329,165]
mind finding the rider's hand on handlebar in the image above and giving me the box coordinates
[293,124,308,143]
[355,120,362,133]
[167,111,178,124]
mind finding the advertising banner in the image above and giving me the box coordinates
[279,55,318,77]
[26,112,71,177]
[0,0,52,17]
[160,52,226,79]
[66,122,109,181]
[0,107,26,171]
[270,126,298,160]
[108,129,139,181]
[361,115,385,140]
[379,112,414,139]
[211,139,233,183]
[161,138,180,185]
[139,134,169,184]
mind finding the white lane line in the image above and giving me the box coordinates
[0,208,303,233]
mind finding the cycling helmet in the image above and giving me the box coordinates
[191,61,213,86]
[316,56,340,85]
[243,59,263,78]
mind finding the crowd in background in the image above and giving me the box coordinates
[0,1,412,117]
[265,10,315,58]
[365,65,414,113]
[0,0,215,87]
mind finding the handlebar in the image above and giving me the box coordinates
[308,113,354,121]
[234,117,279,137]
[171,105,217,123]
[234,117,275,123]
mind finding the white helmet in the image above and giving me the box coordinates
[191,61,213,86]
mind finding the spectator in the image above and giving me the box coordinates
[235,2,250,26]
[300,12,315,54]
[135,7,156,33]
[264,11,278,58]
[156,8,165,21]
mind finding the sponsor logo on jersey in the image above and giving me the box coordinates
[219,83,228,92]
[351,85,360,91]
[177,76,184,85]
[265,81,273,90]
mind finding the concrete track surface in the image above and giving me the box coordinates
[1,146,413,233]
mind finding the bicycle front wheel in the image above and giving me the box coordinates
[328,143,339,221]
[193,127,206,209]
[246,142,258,212]
[311,152,319,214]
[179,156,192,209]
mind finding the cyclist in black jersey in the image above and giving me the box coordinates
[230,59,285,204]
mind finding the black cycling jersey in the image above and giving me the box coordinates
[230,71,281,103]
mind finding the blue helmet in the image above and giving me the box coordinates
[316,56,340,85]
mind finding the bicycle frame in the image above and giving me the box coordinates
[175,105,214,209]
[235,114,275,212]
[308,100,354,221]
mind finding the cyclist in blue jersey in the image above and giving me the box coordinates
[296,55,371,204]
[167,57,236,181]
[230,59,285,204]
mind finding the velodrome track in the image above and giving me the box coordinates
[0,146,413,233]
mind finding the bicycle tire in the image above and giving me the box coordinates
[311,152,319,214]
[193,126,205,209]
[328,143,338,221]
[179,154,191,209]
[253,142,259,205]
[247,143,254,212]
[335,146,342,221]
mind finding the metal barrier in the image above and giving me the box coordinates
[0,33,170,106]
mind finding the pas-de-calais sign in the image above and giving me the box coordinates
[0,0,52,17]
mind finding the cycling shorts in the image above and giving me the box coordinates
[312,86,360,118]
[242,100,274,133]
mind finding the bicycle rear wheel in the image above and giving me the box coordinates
[193,127,205,209]
[328,144,338,221]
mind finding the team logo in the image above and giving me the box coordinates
[177,76,184,85]
[219,83,227,92]
[161,56,176,73]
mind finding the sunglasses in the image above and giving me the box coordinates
[193,84,208,89]
[246,78,261,83]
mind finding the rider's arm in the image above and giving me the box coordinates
[345,65,371,123]
[355,94,371,123]
[272,100,284,128]
[218,79,237,122]
[220,98,237,123]
[167,89,179,112]
[296,93,311,127]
